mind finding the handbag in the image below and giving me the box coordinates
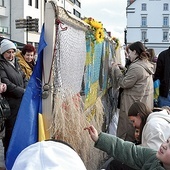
[0,95,11,132]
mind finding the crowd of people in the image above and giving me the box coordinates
[0,39,36,169]
[111,41,154,142]
[0,37,170,170]
[98,41,170,170]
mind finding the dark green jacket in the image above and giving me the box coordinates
[95,132,165,170]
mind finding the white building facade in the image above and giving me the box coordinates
[0,0,46,47]
[0,0,81,47]
[126,0,170,55]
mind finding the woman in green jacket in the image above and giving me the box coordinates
[85,125,170,170]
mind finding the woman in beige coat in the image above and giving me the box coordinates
[112,41,154,142]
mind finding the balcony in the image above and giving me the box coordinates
[0,5,6,17]
[0,26,8,34]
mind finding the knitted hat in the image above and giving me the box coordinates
[12,140,87,170]
[0,39,16,54]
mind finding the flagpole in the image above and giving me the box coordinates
[41,1,56,139]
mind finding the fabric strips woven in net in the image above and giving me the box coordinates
[53,21,86,94]
[84,37,103,109]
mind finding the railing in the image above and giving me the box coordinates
[0,26,8,34]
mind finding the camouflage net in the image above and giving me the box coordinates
[45,1,116,169]
[52,90,105,170]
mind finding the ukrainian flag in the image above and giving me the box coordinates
[5,25,47,170]
[154,79,160,100]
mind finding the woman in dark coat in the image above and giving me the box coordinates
[0,39,27,157]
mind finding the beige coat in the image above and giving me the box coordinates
[112,58,154,142]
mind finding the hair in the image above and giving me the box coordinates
[128,41,150,60]
[124,44,132,68]
[124,45,129,57]
[146,48,157,63]
[21,44,36,55]
[128,101,152,141]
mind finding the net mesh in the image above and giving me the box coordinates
[53,22,86,94]
[45,1,115,169]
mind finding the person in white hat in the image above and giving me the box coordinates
[0,39,17,55]
[0,39,28,158]
[12,140,87,170]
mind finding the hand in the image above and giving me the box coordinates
[111,62,119,69]
[118,64,125,70]
[0,83,7,93]
[84,125,99,142]
[111,62,117,66]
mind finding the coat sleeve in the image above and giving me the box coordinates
[95,132,156,169]
[0,65,25,98]
[154,54,163,81]
[114,65,143,89]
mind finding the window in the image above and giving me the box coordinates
[28,0,32,6]
[163,16,169,27]
[163,31,169,41]
[0,0,4,6]
[3,27,8,34]
[141,3,147,11]
[69,0,74,3]
[27,42,33,45]
[75,0,81,7]
[141,31,147,41]
[141,16,147,26]
[73,9,81,18]
[35,0,38,8]
[34,42,39,53]
[0,26,8,34]
[163,3,168,11]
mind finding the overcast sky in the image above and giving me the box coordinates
[81,0,127,45]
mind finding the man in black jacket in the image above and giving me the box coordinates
[154,47,170,107]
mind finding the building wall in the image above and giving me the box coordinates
[65,0,81,18]
[0,0,81,45]
[11,0,25,43]
[0,0,10,37]
[126,0,170,55]
[11,0,44,44]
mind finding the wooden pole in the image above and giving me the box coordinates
[42,1,56,139]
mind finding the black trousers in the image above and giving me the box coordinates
[3,116,17,158]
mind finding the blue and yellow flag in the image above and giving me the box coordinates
[6,25,47,170]
[154,79,160,100]
[38,98,48,141]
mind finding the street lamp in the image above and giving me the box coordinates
[124,29,127,45]
[144,38,148,47]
